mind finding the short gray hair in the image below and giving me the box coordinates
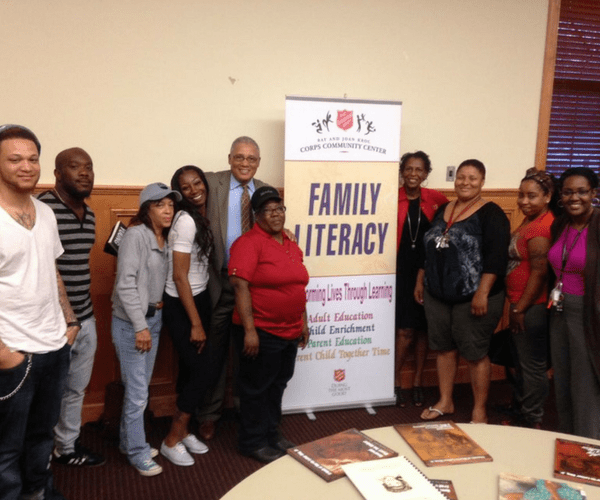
[230,136,260,156]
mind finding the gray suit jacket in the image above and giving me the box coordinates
[205,170,268,308]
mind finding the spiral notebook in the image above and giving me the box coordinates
[342,455,447,500]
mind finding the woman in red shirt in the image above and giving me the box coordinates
[229,186,310,464]
[505,168,555,428]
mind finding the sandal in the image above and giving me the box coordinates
[420,406,454,421]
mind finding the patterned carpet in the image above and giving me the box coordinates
[52,380,558,500]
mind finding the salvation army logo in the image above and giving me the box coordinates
[334,369,346,382]
[337,110,353,131]
[311,110,377,136]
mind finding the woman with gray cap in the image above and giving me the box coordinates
[229,186,310,463]
[111,182,181,476]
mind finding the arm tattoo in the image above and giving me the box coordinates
[56,267,77,323]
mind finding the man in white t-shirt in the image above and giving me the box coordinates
[0,125,80,500]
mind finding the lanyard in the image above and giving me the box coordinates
[557,224,588,284]
[444,196,481,233]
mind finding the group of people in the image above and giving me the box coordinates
[0,125,309,499]
[105,137,312,476]
[394,150,600,440]
[2,121,599,498]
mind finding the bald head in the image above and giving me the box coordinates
[54,147,94,199]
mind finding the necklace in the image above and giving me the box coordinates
[406,198,422,250]
[435,196,481,250]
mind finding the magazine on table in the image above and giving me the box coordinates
[554,438,600,487]
[342,455,447,499]
[394,421,492,467]
[499,472,586,499]
[287,428,398,482]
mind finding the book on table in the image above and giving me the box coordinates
[499,472,586,499]
[287,428,398,482]
[429,479,458,500]
[394,421,492,467]
[342,455,448,499]
[554,437,600,487]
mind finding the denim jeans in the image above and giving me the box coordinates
[111,313,161,467]
[54,317,97,454]
[0,343,70,500]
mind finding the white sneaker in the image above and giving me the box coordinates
[134,459,163,477]
[160,441,194,466]
[182,434,209,454]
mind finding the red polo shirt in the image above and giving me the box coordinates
[229,224,309,339]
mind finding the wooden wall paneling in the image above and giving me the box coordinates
[402,190,520,388]
[35,185,178,423]
[35,185,520,420]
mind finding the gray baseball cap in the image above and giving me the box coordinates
[139,182,182,206]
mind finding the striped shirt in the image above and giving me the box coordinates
[38,190,96,322]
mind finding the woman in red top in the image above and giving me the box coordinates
[505,168,555,428]
[395,151,448,407]
[229,186,309,464]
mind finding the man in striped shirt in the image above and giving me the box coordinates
[38,147,105,467]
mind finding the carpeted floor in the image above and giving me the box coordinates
[52,380,559,500]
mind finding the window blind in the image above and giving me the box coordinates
[546,0,600,176]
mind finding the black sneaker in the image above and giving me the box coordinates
[53,443,106,467]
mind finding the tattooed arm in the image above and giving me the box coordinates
[57,266,80,345]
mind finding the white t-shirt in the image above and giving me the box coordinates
[165,211,209,297]
[0,197,67,353]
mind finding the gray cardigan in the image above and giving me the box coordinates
[112,224,168,332]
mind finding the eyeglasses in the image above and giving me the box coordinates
[232,154,259,165]
[560,189,592,198]
[261,206,286,216]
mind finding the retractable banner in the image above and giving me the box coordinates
[283,96,402,412]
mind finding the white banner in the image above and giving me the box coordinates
[283,96,401,413]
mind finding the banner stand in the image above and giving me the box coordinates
[283,95,402,415]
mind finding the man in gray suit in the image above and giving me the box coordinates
[199,136,268,440]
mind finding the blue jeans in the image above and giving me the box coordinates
[54,317,97,454]
[111,313,161,467]
[0,343,70,500]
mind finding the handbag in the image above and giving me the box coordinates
[489,328,515,368]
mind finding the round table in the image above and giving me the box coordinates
[221,423,600,499]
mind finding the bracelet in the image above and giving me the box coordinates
[67,321,82,328]
[511,308,522,314]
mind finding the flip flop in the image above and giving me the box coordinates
[420,406,453,421]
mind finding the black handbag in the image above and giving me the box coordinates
[489,328,515,368]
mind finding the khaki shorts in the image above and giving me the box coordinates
[423,289,505,361]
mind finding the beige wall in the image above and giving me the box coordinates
[1,0,548,189]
